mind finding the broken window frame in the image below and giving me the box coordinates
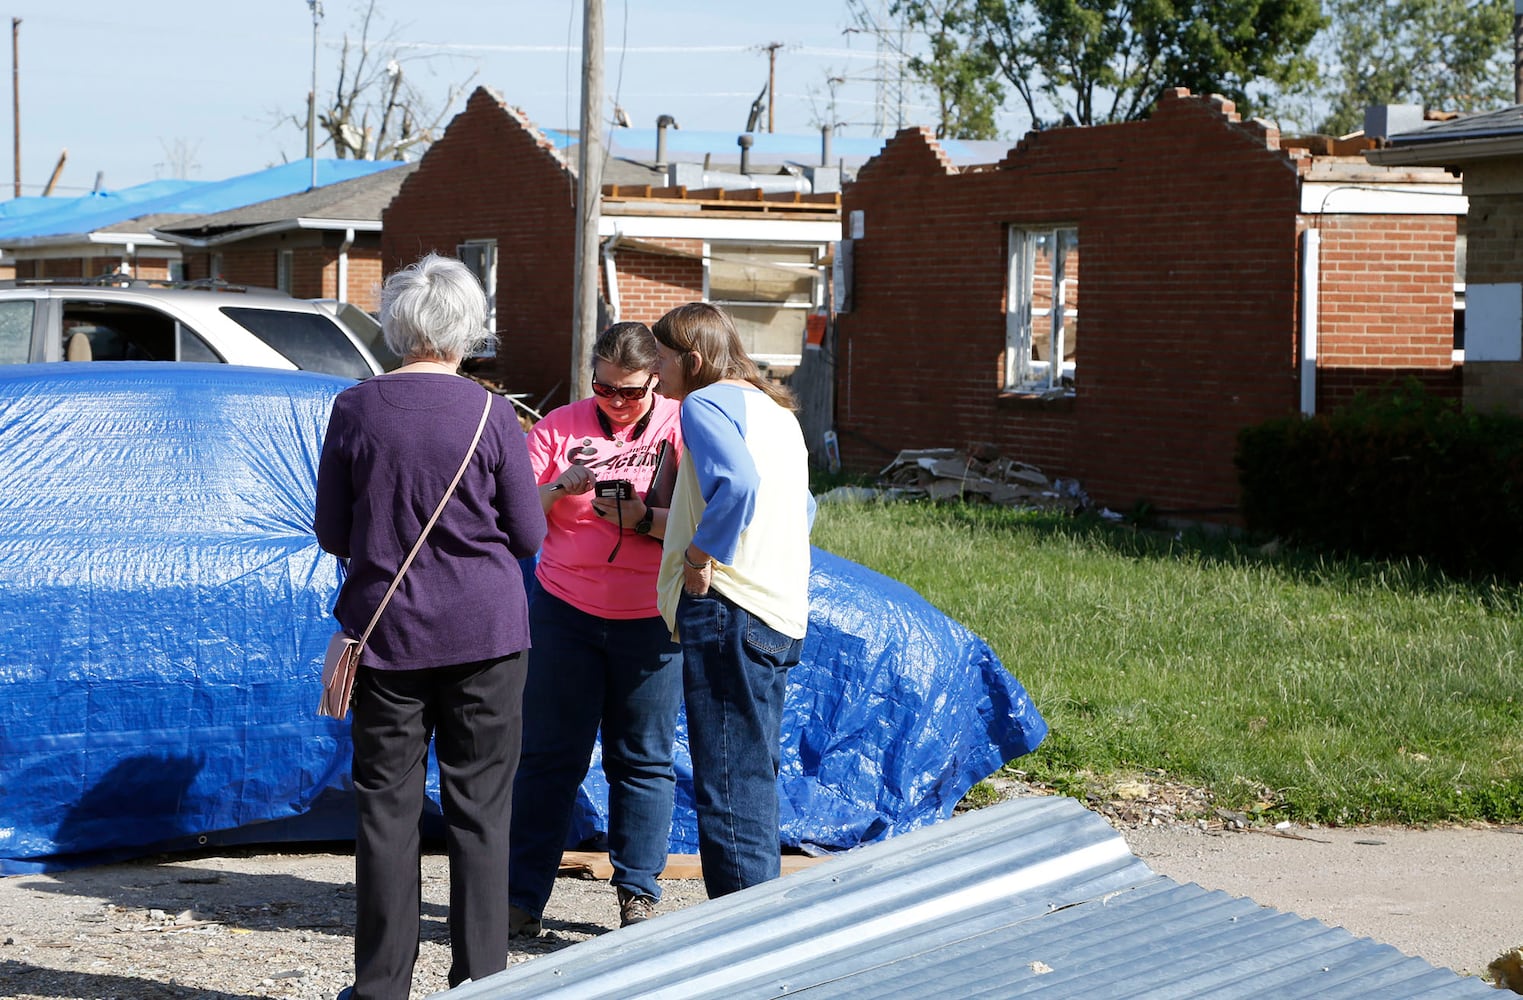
[704,241,823,369]
[1005,225,1077,394]
[456,239,499,356]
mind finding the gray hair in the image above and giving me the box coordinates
[380,253,494,361]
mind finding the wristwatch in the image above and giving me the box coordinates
[634,508,654,535]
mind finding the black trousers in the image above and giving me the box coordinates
[350,652,526,1000]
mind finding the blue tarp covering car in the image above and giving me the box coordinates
[0,364,1047,874]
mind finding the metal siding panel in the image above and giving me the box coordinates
[441,796,1493,1000]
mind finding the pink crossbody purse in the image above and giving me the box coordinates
[318,392,493,719]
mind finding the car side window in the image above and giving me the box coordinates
[178,325,221,363]
[61,304,176,361]
[0,300,35,364]
[220,307,372,379]
[58,304,223,363]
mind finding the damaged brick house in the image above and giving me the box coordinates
[154,163,416,315]
[382,86,843,407]
[1368,103,1523,418]
[834,88,1464,519]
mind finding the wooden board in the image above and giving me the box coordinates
[559,851,826,881]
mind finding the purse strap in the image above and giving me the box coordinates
[353,390,494,651]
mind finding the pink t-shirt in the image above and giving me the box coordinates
[527,395,683,619]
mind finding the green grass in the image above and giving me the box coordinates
[811,499,1523,826]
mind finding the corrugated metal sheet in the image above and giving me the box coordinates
[443,795,1492,1000]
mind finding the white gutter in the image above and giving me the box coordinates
[1299,229,1320,417]
[336,227,355,304]
[597,214,841,242]
[1300,183,1466,215]
[1,231,178,250]
[601,235,622,323]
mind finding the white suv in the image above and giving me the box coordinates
[0,279,384,379]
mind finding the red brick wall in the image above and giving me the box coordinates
[1317,366,1462,412]
[15,256,175,279]
[345,250,385,314]
[840,90,1302,518]
[1310,214,1456,369]
[610,240,703,323]
[220,247,278,289]
[383,87,578,404]
[183,254,211,281]
[182,240,384,313]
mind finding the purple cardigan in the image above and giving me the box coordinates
[314,373,546,670]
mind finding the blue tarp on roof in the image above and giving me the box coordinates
[541,128,1011,169]
[0,160,404,241]
[0,364,1046,873]
[0,180,204,231]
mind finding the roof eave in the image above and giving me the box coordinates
[152,216,381,247]
[1366,134,1523,167]
[0,231,177,251]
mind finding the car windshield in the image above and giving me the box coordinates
[220,307,373,379]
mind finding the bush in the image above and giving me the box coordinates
[1236,379,1523,581]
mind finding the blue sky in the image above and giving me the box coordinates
[5,1,1033,197]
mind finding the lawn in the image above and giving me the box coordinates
[810,499,1523,826]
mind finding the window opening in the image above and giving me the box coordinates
[1006,226,1078,393]
[706,243,820,368]
[457,240,498,356]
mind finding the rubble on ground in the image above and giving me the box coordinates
[875,443,1088,513]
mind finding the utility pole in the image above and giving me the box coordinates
[763,41,783,133]
[570,0,604,402]
[12,18,20,198]
[1515,0,1523,105]
[307,0,323,190]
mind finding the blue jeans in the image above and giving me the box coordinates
[676,588,804,898]
[509,586,682,916]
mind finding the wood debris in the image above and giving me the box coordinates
[877,444,1086,513]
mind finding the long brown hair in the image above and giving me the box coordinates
[650,302,795,410]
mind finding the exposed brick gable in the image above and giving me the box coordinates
[854,126,960,184]
[383,85,580,397]
[838,89,1457,520]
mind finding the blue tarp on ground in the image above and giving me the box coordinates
[0,365,1047,874]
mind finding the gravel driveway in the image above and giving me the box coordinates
[3,801,1519,999]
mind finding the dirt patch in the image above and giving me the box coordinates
[4,788,1520,997]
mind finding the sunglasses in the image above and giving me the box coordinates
[590,374,655,401]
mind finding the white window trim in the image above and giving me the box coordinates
[1005,225,1077,394]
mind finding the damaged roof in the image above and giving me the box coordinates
[442,795,1490,999]
[1366,104,1523,167]
[153,163,417,244]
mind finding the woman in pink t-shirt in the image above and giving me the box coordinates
[508,322,683,935]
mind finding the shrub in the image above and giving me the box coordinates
[1236,379,1523,581]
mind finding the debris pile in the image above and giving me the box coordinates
[877,444,1088,513]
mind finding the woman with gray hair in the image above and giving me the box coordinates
[315,252,546,1000]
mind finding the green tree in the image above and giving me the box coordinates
[1313,0,1513,136]
[902,1,1006,139]
[893,0,1323,128]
